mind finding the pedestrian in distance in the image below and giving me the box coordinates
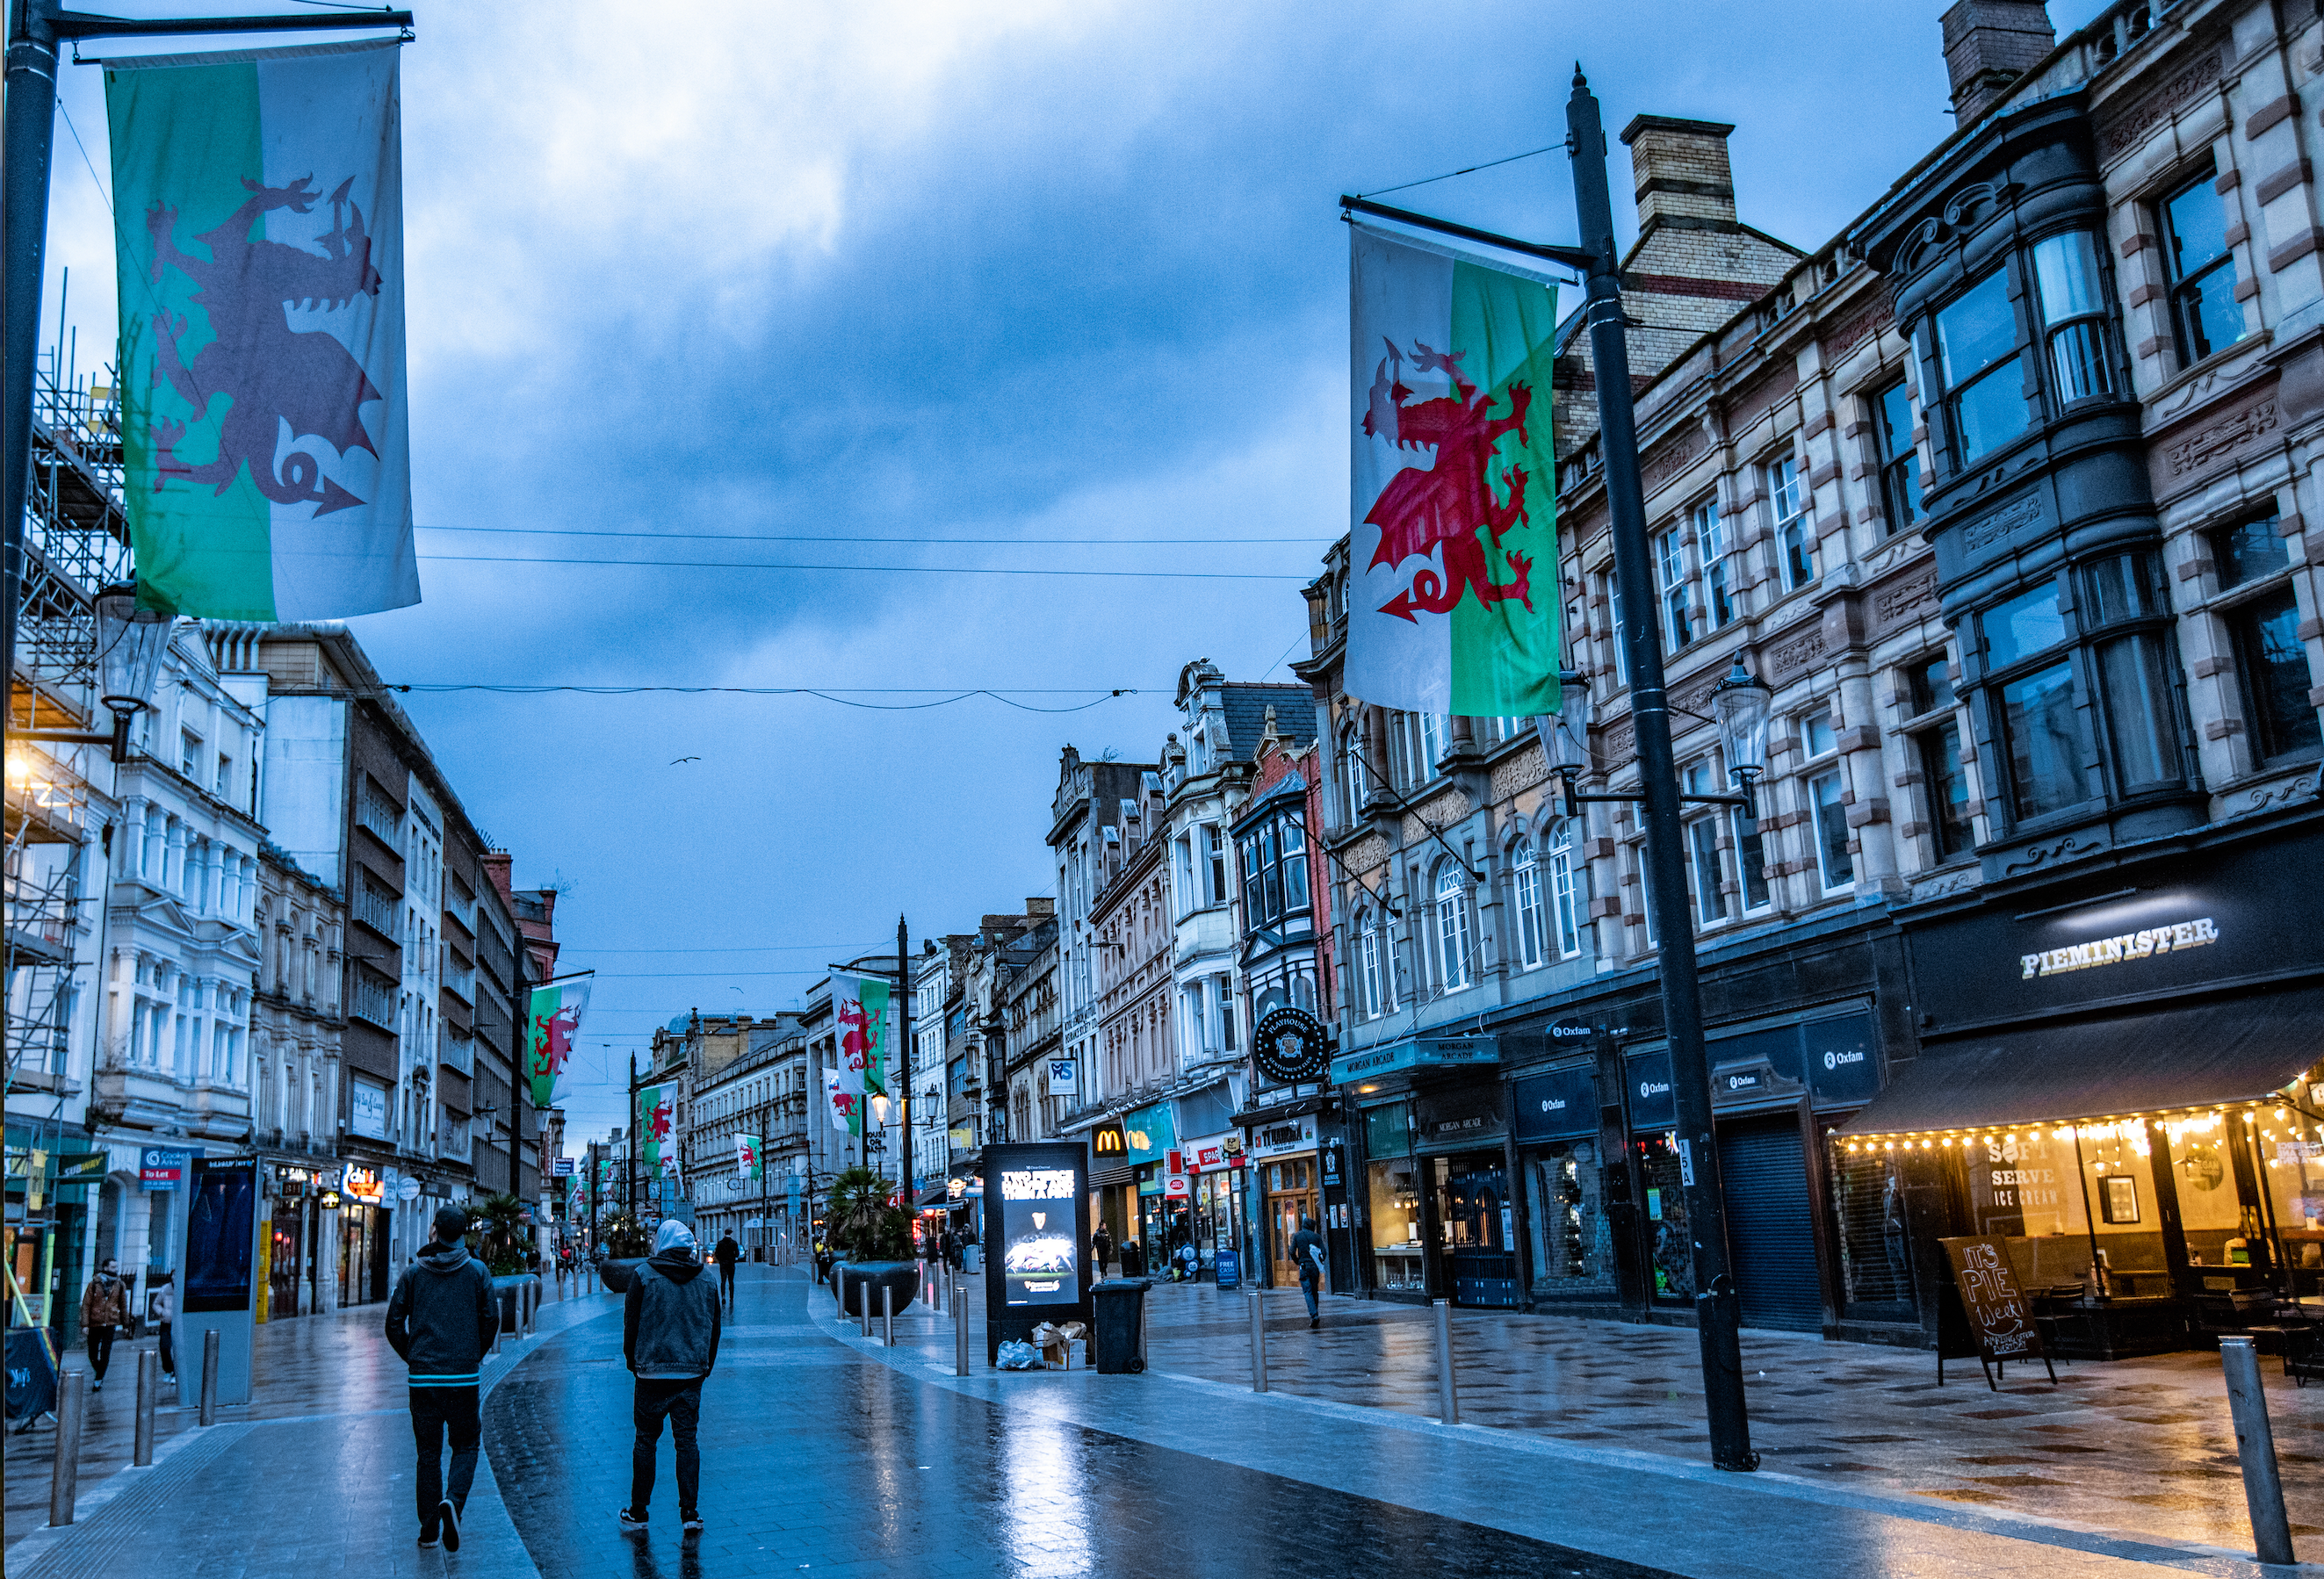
[621,1219,720,1537]
[1092,1224,1115,1274]
[711,1230,740,1307]
[79,1258,129,1391]
[148,1272,175,1379]
[1291,1215,1326,1327]
[385,1203,497,1552]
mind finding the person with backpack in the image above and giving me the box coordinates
[79,1258,130,1391]
[385,1205,497,1552]
[1290,1216,1327,1327]
[620,1220,721,1537]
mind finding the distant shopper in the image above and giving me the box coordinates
[1291,1216,1326,1327]
[148,1273,176,1379]
[621,1220,720,1536]
[79,1258,129,1391]
[711,1232,741,1306]
[1092,1225,1115,1273]
[386,1204,497,1552]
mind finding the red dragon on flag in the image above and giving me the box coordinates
[1360,338,1538,623]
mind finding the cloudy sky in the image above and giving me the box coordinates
[36,0,2111,1151]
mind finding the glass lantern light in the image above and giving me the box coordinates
[95,583,173,761]
[1534,681,1594,817]
[1710,655,1774,818]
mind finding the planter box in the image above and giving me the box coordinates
[836,1260,919,1318]
[599,1257,646,1294]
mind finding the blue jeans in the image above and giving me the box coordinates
[1299,1268,1320,1319]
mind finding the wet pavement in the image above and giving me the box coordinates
[1134,1280,2321,1557]
[4,1263,2317,1577]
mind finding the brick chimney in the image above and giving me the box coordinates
[1620,116,1738,231]
[1942,0,2054,126]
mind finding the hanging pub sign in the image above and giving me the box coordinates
[1938,1235,2058,1390]
[1252,1006,1331,1084]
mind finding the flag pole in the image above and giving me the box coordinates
[897,915,912,1214]
[1,1,413,735]
[1565,66,1756,1473]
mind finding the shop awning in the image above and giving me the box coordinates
[1833,986,2324,1137]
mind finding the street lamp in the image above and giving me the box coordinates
[1709,656,1774,819]
[13,583,171,764]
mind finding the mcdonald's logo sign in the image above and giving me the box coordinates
[1091,1124,1126,1157]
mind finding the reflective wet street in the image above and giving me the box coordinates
[5,1266,2311,1578]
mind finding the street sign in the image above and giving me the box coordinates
[395,1177,422,1203]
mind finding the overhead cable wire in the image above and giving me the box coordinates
[417,524,1332,546]
[388,683,1142,713]
[1357,144,1559,199]
[415,553,1305,580]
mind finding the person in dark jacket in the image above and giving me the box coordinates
[386,1204,497,1551]
[711,1232,741,1307]
[621,1220,721,1535]
[1290,1217,1327,1326]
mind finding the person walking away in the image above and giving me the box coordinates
[1290,1216,1326,1327]
[148,1273,175,1380]
[385,1205,497,1552]
[711,1231,740,1308]
[622,1220,720,1536]
[80,1258,129,1391]
[1091,1225,1115,1276]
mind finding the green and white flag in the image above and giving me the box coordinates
[639,1085,675,1172]
[523,973,592,1109]
[1347,225,1561,717]
[826,973,891,1138]
[105,40,418,620]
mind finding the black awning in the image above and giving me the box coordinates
[1835,985,2324,1136]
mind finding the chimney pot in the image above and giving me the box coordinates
[1941,0,2054,126]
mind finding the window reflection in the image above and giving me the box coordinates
[2003,661,2089,817]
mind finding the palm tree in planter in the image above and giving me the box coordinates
[471,1193,531,1274]
[826,1167,917,1317]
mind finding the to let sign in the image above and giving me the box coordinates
[141,1148,194,1190]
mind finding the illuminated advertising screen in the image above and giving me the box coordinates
[999,1164,1079,1306]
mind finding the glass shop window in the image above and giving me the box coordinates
[1526,1140,1611,1292]
[1826,1143,1917,1324]
[1367,1157,1425,1291]
[2032,230,2113,405]
[1938,267,2030,463]
[1636,1133,1693,1305]
[2161,165,2243,367]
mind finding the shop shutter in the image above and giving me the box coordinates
[1716,1117,1823,1333]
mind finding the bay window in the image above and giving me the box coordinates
[1937,267,2030,463]
[2032,231,2112,405]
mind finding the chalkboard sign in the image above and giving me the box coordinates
[1938,1235,2057,1390]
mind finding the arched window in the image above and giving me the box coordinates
[1512,839,1546,970]
[1434,865,1473,991]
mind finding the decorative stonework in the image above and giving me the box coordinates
[1342,833,1388,876]
[1961,494,2043,553]
[2095,46,2222,163]
[1767,621,1830,683]
[2227,767,2322,818]
[1869,560,1939,635]
[2000,832,2111,876]
[1403,789,1473,844]
[1490,749,1548,803]
[1642,425,1707,494]
[2158,392,2280,484]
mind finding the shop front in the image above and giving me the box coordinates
[337,1164,390,1308]
[1336,1034,1505,1305]
[1122,1100,1175,1271]
[1245,1108,1321,1290]
[264,1164,321,1321]
[1848,818,2324,1357]
[1414,1082,1516,1308]
[1513,1061,1617,1311]
[1179,1131,1244,1281]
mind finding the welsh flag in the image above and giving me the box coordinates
[735,1133,761,1179]
[639,1085,675,1172]
[523,974,592,1108]
[829,973,891,1138]
[104,40,419,620]
[1347,225,1562,717]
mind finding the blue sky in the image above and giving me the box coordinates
[34,1,2112,1150]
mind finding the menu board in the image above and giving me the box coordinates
[1938,1235,2044,1361]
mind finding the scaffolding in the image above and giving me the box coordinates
[5,306,128,1353]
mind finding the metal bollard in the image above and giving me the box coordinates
[1248,1287,1268,1393]
[883,1282,895,1347]
[134,1349,158,1467]
[199,1330,220,1426]
[954,1274,971,1376]
[50,1369,85,1526]
[2221,1337,2295,1566]
[1433,1299,1460,1424]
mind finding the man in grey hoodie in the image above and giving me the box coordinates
[385,1204,497,1551]
[620,1219,720,1535]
